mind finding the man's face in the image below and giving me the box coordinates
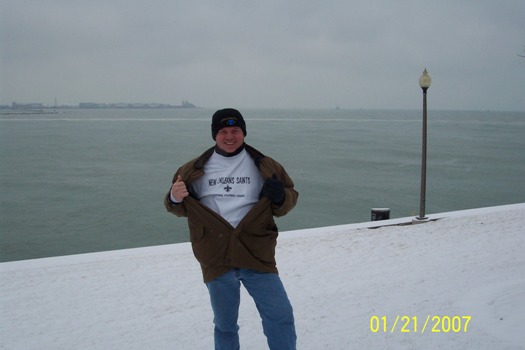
[215,126,245,154]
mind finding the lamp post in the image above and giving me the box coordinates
[417,68,431,220]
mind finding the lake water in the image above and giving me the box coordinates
[1,108,524,262]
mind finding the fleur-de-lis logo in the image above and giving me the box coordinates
[224,185,232,192]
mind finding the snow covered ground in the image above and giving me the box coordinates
[1,203,524,350]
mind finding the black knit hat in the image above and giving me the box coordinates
[211,108,247,140]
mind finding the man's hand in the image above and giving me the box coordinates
[171,175,189,202]
[260,174,285,205]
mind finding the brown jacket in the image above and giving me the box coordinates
[164,144,298,283]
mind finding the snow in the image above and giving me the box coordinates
[1,203,524,350]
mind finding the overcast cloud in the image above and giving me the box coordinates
[1,0,524,110]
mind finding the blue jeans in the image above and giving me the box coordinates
[206,268,296,350]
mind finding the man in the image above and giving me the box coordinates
[164,108,298,350]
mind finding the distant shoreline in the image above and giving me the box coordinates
[0,100,198,112]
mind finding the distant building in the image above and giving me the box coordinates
[11,102,43,109]
[78,101,197,109]
[78,102,102,109]
[181,100,196,108]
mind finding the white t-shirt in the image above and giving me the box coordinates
[190,149,264,228]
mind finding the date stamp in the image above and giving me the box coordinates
[370,315,471,333]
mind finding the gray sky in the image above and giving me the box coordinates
[1,1,524,110]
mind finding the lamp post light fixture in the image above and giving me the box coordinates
[417,68,431,220]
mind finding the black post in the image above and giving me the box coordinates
[418,87,428,220]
